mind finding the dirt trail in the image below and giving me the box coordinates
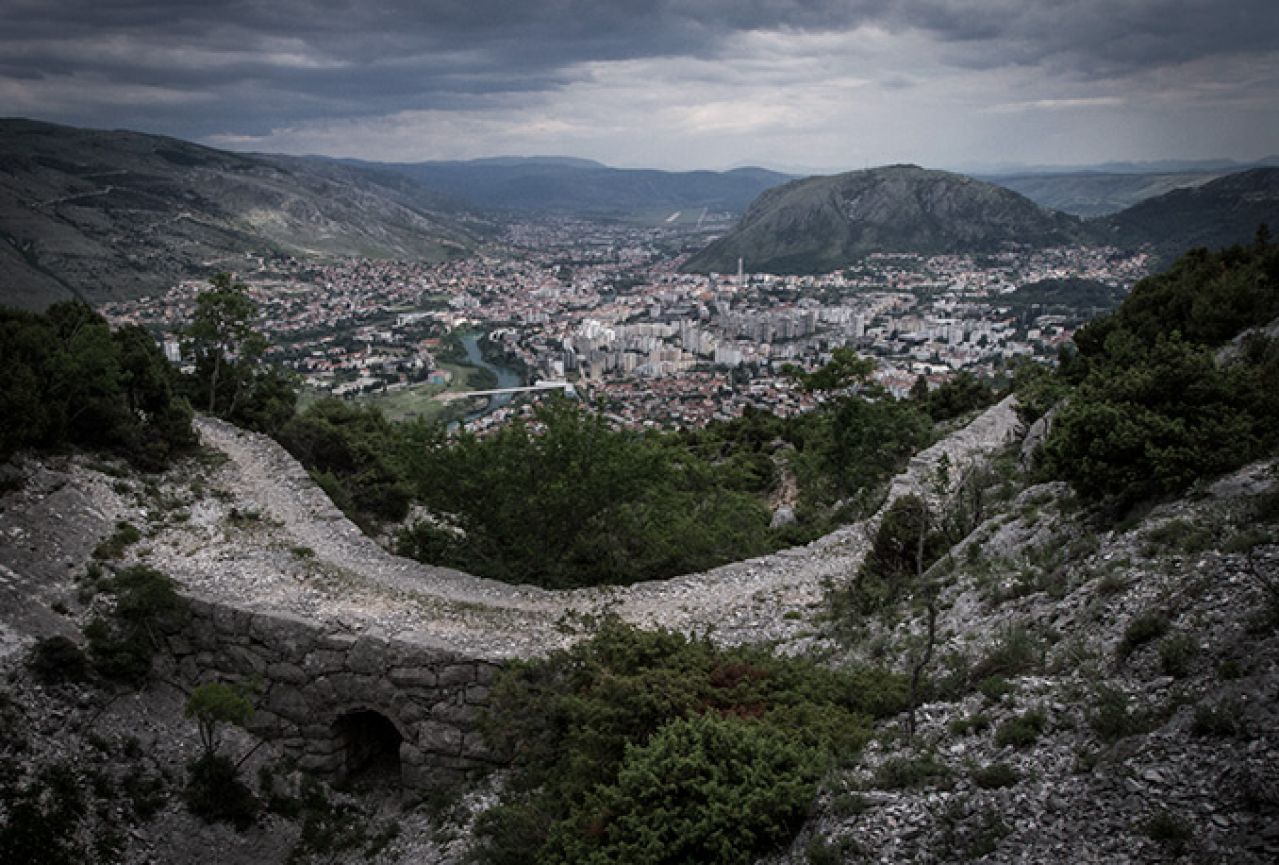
[142,398,1022,657]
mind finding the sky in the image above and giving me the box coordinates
[2,0,1277,172]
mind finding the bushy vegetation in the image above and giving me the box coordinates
[993,708,1047,749]
[83,565,186,685]
[399,400,773,587]
[276,399,415,529]
[27,636,90,684]
[911,370,997,422]
[183,752,258,830]
[0,302,195,469]
[472,617,906,865]
[834,494,947,618]
[1039,236,1279,507]
[0,762,100,865]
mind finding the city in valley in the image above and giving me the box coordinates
[103,216,1150,433]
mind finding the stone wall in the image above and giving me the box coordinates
[165,595,505,791]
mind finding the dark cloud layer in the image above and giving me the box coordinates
[1,1,1275,161]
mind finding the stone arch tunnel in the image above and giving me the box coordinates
[165,596,504,791]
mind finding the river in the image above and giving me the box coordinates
[459,332,522,419]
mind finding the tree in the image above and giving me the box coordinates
[182,272,296,431]
[185,682,254,759]
[1043,334,1274,505]
[182,682,258,828]
[909,373,930,403]
[784,346,874,394]
[184,273,267,416]
[0,304,194,467]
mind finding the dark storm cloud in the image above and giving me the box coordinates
[0,0,1275,143]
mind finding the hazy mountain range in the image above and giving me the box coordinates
[2,118,1277,308]
[346,156,792,217]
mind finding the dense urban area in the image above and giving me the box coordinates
[102,218,1149,433]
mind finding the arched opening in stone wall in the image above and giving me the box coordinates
[333,709,404,788]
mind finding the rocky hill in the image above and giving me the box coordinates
[685,164,1279,276]
[1,395,1276,863]
[0,119,485,310]
[1096,167,1279,262]
[683,165,1088,275]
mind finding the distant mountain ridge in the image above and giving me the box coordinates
[1095,167,1279,258]
[357,157,792,216]
[984,171,1222,217]
[0,119,484,310]
[3,118,1276,308]
[684,165,1088,275]
[685,164,1279,275]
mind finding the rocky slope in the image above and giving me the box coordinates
[0,119,484,310]
[1,404,1276,863]
[773,461,1279,865]
[1096,167,1279,263]
[684,165,1087,275]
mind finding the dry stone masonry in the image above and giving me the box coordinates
[137,399,1021,791]
[167,597,503,789]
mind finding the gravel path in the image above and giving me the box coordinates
[143,399,1021,659]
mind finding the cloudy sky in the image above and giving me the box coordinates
[2,0,1277,171]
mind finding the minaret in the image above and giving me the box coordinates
[737,257,744,287]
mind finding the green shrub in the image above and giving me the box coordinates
[971,762,1020,789]
[948,713,992,737]
[977,676,1014,704]
[27,636,90,684]
[872,753,950,790]
[1088,687,1145,742]
[994,708,1047,749]
[1118,611,1170,659]
[971,624,1041,682]
[120,768,166,822]
[92,521,141,561]
[1142,519,1215,556]
[286,778,385,863]
[806,835,865,865]
[0,761,100,865]
[183,753,257,830]
[84,565,185,685]
[473,617,904,865]
[1158,633,1197,678]
[547,713,825,865]
[1142,809,1192,856]
[1191,700,1243,738]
